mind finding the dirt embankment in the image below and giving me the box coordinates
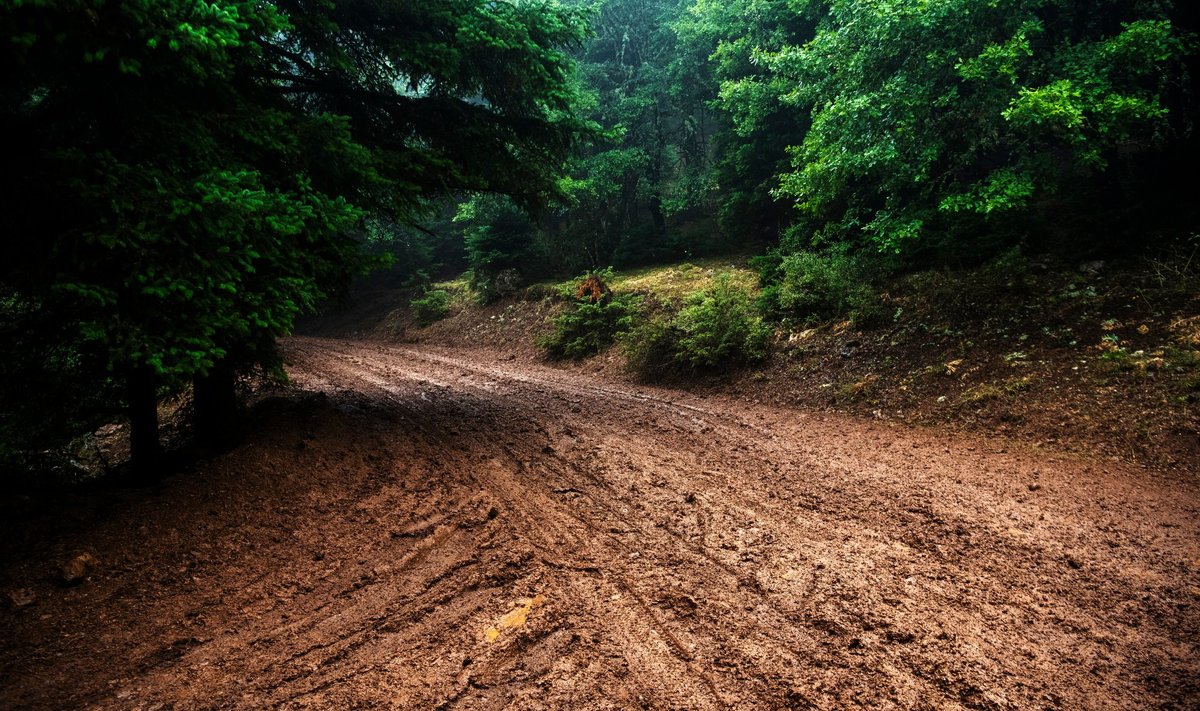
[308,258,1200,473]
[1,337,1198,709]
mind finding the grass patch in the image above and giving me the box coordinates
[429,275,477,310]
[962,384,1005,403]
[541,258,758,304]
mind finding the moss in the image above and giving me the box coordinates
[962,384,1004,403]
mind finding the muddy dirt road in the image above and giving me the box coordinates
[2,336,1199,709]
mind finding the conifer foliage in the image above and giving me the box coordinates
[0,0,590,474]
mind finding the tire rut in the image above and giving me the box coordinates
[3,336,1195,710]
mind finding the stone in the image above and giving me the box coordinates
[60,553,97,586]
[7,588,36,608]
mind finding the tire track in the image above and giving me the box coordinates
[5,336,1195,710]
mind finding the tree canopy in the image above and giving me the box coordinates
[1,0,1195,477]
[0,0,591,471]
[767,0,1193,254]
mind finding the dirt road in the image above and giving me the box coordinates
[2,336,1198,709]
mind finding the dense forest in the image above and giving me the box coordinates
[1,0,1197,479]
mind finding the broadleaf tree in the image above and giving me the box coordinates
[762,0,1193,256]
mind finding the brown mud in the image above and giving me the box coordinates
[1,336,1198,709]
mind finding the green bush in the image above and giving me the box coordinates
[622,273,770,374]
[538,293,642,360]
[674,274,771,368]
[620,317,681,377]
[763,249,884,327]
[410,289,452,326]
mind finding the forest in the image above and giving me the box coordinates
[3,2,1200,709]
[1,0,1196,477]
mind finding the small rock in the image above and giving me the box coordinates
[1067,557,1083,570]
[7,588,36,609]
[1027,483,1041,492]
[60,553,97,586]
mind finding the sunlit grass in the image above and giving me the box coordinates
[429,275,476,310]
[541,256,759,304]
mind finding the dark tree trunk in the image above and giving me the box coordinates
[127,365,161,481]
[193,359,239,451]
[649,195,667,235]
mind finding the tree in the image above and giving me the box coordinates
[0,0,590,475]
[546,0,718,270]
[674,0,818,243]
[762,0,1193,256]
[457,194,543,301]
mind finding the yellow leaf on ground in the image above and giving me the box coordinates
[484,594,545,643]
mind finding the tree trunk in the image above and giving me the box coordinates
[127,365,161,481]
[649,195,666,235]
[193,359,239,451]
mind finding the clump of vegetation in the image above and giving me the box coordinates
[623,273,770,374]
[837,375,879,402]
[757,250,884,327]
[539,273,642,360]
[620,317,680,377]
[675,275,772,367]
[962,384,1005,404]
[410,290,452,327]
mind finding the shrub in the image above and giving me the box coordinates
[620,317,680,377]
[538,291,642,360]
[773,250,880,325]
[674,274,771,368]
[410,289,451,326]
[622,273,770,374]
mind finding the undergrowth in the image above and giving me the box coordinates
[410,289,452,326]
[539,272,642,360]
[622,273,769,375]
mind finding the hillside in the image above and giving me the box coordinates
[302,255,1200,474]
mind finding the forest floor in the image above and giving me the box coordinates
[2,336,1199,709]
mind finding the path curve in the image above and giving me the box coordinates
[1,336,1197,709]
